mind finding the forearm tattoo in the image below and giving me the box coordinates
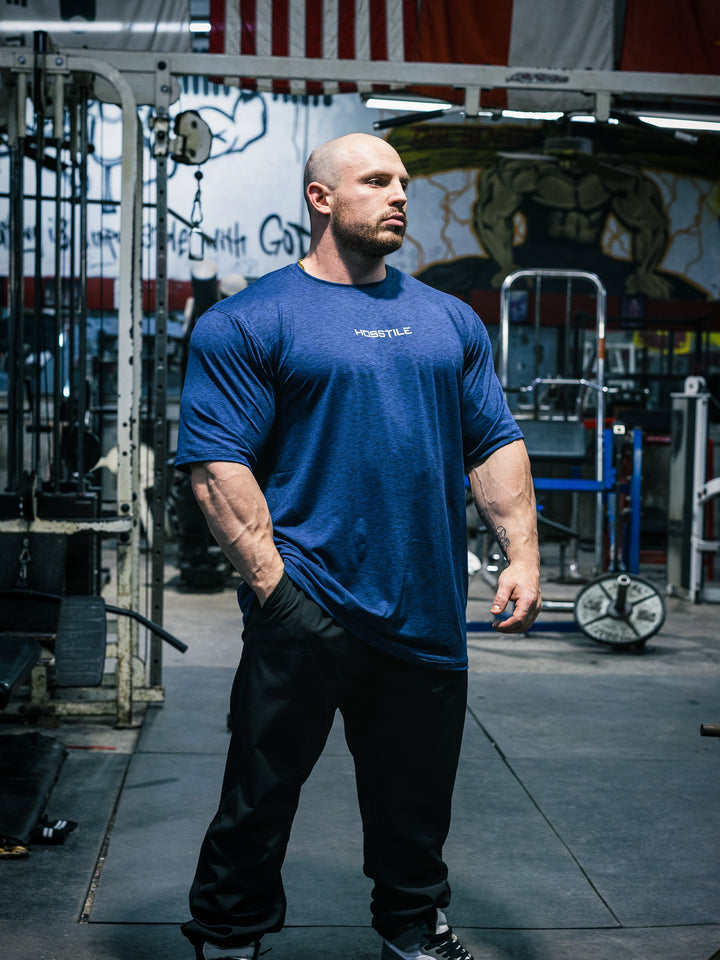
[496,525,510,554]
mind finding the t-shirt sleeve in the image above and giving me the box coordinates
[175,305,275,472]
[461,312,523,470]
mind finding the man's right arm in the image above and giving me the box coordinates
[190,460,285,605]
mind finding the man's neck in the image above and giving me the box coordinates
[299,246,386,285]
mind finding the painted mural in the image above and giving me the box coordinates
[0,83,718,302]
[386,122,719,302]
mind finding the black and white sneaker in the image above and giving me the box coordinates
[195,940,264,960]
[381,910,474,960]
[31,816,78,845]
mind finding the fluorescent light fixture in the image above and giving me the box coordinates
[569,115,620,125]
[638,114,720,132]
[570,116,619,125]
[129,22,191,33]
[0,19,122,31]
[0,19,189,33]
[363,96,454,113]
[190,20,211,33]
[501,109,563,120]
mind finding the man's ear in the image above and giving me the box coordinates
[306,181,332,216]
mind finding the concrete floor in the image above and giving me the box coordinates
[1,546,719,960]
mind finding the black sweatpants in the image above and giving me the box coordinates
[182,572,468,952]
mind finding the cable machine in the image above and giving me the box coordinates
[0,36,185,726]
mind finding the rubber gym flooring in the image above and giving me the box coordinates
[1,554,719,960]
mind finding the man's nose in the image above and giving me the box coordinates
[390,180,407,204]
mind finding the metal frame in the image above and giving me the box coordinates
[4,46,720,115]
[667,379,720,603]
[21,49,720,114]
[498,269,610,574]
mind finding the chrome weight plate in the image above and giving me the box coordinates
[574,572,666,649]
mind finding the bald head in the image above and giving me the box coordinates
[303,133,403,214]
[300,133,409,277]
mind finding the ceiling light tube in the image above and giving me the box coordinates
[0,19,123,31]
[363,96,454,112]
[638,115,720,132]
[501,109,564,121]
[0,19,190,32]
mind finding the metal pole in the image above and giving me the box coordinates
[629,428,642,574]
[533,275,541,420]
[498,275,510,388]
[689,393,709,602]
[594,275,607,575]
[32,31,48,479]
[150,151,169,687]
[564,276,572,387]
[76,91,89,488]
[65,54,141,726]
[129,115,144,677]
[52,73,64,491]
[68,100,78,443]
[7,75,27,494]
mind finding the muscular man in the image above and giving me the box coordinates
[475,154,670,296]
[176,133,542,960]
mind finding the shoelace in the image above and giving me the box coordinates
[424,930,473,960]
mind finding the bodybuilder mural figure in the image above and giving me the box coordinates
[473,150,671,297]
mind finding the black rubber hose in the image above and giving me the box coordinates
[0,590,188,653]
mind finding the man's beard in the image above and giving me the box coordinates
[331,209,406,258]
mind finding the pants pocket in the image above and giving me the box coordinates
[259,571,297,620]
[243,571,296,631]
[244,570,332,643]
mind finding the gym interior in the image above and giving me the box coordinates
[1,2,719,958]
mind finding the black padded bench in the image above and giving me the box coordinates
[519,418,588,463]
[0,595,107,709]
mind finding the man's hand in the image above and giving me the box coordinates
[490,561,542,632]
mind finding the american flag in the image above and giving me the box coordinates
[209,0,419,94]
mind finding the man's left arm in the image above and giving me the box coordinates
[468,438,542,632]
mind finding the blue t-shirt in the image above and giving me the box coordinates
[176,263,522,669]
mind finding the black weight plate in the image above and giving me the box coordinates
[574,572,666,648]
